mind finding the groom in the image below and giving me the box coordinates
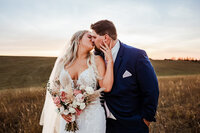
[91,20,159,133]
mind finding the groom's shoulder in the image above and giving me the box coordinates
[121,42,146,56]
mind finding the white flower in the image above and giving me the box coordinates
[80,103,86,110]
[80,85,85,90]
[71,115,75,122]
[69,107,76,113]
[72,101,78,108]
[76,94,84,102]
[85,86,94,94]
[63,110,69,115]
[76,102,81,106]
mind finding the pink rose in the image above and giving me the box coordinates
[73,89,82,96]
[53,96,60,104]
[60,91,67,102]
[53,96,61,107]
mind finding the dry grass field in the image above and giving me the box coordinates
[0,56,200,133]
[0,75,199,133]
[150,75,200,133]
[0,87,45,133]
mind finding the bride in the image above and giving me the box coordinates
[39,30,114,133]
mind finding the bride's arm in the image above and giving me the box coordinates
[95,43,114,92]
[95,56,113,92]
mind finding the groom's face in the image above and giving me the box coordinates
[91,30,105,52]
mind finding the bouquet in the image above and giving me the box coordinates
[47,80,104,132]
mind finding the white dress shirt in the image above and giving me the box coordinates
[111,40,120,63]
[104,40,120,120]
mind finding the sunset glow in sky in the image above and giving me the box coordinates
[0,0,200,59]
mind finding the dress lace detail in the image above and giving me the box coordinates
[59,65,106,133]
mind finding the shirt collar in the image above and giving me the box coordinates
[111,39,120,55]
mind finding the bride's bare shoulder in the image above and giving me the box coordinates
[94,55,105,66]
[94,55,106,76]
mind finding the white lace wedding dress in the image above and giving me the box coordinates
[59,65,106,133]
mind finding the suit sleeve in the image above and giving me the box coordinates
[135,50,159,122]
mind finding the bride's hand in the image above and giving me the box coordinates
[61,114,72,123]
[100,40,113,64]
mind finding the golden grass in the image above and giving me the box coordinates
[150,74,200,133]
[0,75,199,133]
[0,87,46,133]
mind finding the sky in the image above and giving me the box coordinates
[0,0,200,59]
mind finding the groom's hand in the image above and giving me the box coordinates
[143,118,150,127]
[100,40,113,64]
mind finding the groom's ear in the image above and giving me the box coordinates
[104,34,110,43]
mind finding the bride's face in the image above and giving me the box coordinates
[91,30,104,52]
[79,32,94,52]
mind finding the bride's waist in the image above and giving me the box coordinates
[90,97,101,103]
[86,98,102,108]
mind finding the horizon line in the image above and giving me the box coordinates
[0,54,199,61]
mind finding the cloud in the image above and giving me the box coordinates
[0,0,200,59]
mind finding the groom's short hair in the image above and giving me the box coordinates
[90,20,117,40]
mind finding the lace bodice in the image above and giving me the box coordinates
[59,65,97,90]
[59,63,106,133]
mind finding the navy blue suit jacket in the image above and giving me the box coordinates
[104,41,159,131]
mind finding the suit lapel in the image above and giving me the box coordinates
[114,41,125,77]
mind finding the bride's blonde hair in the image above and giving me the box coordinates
[63,30,89,68]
